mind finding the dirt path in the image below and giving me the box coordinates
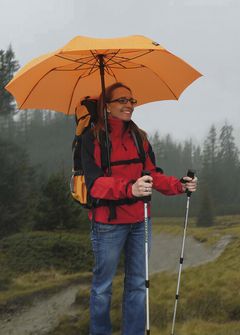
[0,284,86,335]
[149,233,232,274]
[0,234,231,335]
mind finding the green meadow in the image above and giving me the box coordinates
[45,215,240,335]
[0,216,239,334]
[0,231,92,311]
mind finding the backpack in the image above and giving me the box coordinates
[70,97,163,212]
[70,97,98,208]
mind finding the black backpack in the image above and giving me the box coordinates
[70,97,163,213]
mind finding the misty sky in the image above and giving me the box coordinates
[1,0,240,145]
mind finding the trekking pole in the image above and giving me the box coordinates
[142,170,152,335]
[171,169,195,335]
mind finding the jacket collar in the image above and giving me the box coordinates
[108,117,130,136]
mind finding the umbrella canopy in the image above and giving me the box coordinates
[5,35,202,115]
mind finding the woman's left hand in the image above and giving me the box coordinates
[181,176,198,193]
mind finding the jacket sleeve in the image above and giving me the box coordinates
[145,141,184,196]
[81,130,134,201]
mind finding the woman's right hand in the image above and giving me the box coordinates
[132,175,153,197]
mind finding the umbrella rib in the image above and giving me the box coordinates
[85,58,99,76]
[105,50,153,64]
[66,66,99,115]
[104,50,121,65]
[19,49,178,111]
[54,55,98,72]
[90,49,118,65]
[104,64,118,81]
[104,55,178,100]
[105,56,142,69]
[56,59,98,73]
[140,64,179,100]
[55,54,97,68]
[67,74,85,115]
[90,50,98,61]
[89,49,121,77]
[101,51,154,70]
[90,49,153,68]
[19,68,57,109]
[19,64,100,112]
[74,56,98,71]
[55,67,94,72]
[56,54,93,63]
[111,50,154,66]
[105,57,127,69]
[106,51,179,100]
[74,54,97,62]
[55,50,153,69]
[105,53,131,69]
[81,67,99,78]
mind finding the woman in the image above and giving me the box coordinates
[81,82,197,335]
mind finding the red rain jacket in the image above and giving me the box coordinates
[81,117,184,224]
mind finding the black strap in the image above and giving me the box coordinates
[75,112,89,126]
[111,158,142,166]
[72,135,82,169]
[99,130,111,171]
[97,128,146,221]
[131,129,146,166]
[81,98,98,123]
[92,197,142,208]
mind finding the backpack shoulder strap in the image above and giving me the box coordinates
[99,130,112,173]
[131,128,164,173]
[130,129,146,165]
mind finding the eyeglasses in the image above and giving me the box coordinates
[107,97,137,105]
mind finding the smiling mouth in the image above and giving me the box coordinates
[123,109,133,113]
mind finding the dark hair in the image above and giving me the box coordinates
[93,82,147,142]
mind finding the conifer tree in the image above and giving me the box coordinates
[0,46,19,115]
[217,123,240,213]
[33,172,88,231]
[0,46,20,139]
[0,137,36,238]
[200,125,220,207]
[197,183,215,227]
[202,125,218,176]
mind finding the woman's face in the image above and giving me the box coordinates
[106,87,135,122]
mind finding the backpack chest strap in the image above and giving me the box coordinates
[110,158,143,166]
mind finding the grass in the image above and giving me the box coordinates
[152,214,240,245]
[150,320,240,335]
[1,215,239,334]
[0,270,92,314]
[149,215,240,334]
[0,231,93,275]
[0,230,93,312]
[48,215,240,335]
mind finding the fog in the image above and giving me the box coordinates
[1,0,240,145]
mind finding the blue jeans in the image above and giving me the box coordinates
[89,220,152,335]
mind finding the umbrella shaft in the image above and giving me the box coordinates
[98,55,111,175]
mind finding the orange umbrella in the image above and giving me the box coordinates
[5,35,202,115]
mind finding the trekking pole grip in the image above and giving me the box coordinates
[142,170,151,203]
[180,169,195,197]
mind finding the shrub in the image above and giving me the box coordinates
[0,231,93,274]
